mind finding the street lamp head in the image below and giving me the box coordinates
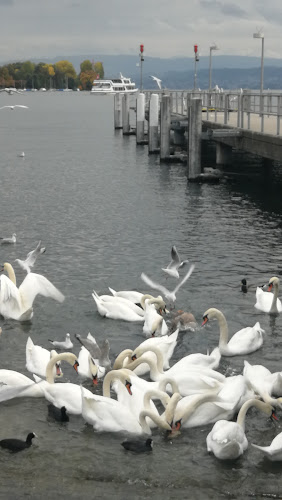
[253,32,264,39]
[210,44,219,51]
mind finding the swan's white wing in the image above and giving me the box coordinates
[0,275,21,308]
[173,264,195,294]
[141,273,170,297]
[19,273,65,308]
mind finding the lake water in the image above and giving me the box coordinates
[1,91,282,499]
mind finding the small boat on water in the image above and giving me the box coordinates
[90,73,138,95]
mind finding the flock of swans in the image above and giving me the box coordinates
[1,241,282,461]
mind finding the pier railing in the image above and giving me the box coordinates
[143,90,282,136]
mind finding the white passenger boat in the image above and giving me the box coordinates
[90,73,138,95]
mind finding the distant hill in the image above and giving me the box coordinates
[1,53,282,90]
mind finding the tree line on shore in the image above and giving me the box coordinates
[0,59,104,90]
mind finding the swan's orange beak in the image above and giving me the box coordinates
[73,361,79,373]
[0,265,4,273]
[268,283,273,292]
[56,364,62,377]
[131,354,137,361]
[92,374,98,385]
[201,316,208,327]
[271,410,278,421]
[125,381,132,395]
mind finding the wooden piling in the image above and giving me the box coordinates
[188,98,202,179]
[149,93,159,153]
[136,93,146,144]
[114,94,122,129]
[160,95,171,161]
[122,94,130,135]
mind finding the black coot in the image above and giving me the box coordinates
[0,432,37,452]
[121,438,153,453]
[48,404,69,422]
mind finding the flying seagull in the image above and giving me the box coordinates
[0,105,29,110]
[162,245,189,279]
[150,75,162,90]
[141,263,195,304]
[15,240,46,273]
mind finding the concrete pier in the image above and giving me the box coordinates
[216,142,232,165]
[114,94,122,129]
[136,93,147,144]
[188,98,202,179]
[148,93,159,153]
[160,95,171,161]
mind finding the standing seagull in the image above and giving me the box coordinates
[141,264,195,304]
[150,75,162,90]
[0,105,29,110]
[162,245,189,279]
[15,240,46,273]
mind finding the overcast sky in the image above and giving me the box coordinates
[0,0,281,63]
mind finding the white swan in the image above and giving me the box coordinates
[0,262,65,321]
[141,295,168,337]
[168,375,256,430]
[77,346,105,384]
[161,245,189,279]
[93,291,145,317]
[130,345,224,377]
[92,290,145,322]
[81,383,172,435]
[141,264,195,303]
[243,360,282,408]
[255,277,282,314]
[26,337,62,379]
[202,308,264,356]
[0,352,79,402]
[252,432,282,461]
[206,399,274,460]
[108,287,144,305]
[113,329,178,376]
[124,355,224,397]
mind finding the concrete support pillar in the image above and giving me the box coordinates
[263,158,274,183]
[114,94,122,129]
[216,142,232,165]
[160,95,171,160]
[136,93,145,144]
[149,93,159,153]
[122,94,130,135]
[188,98,202,179]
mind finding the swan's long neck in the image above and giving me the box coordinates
[236,398,273,428]
[45,353,77,383]
[125,355,164,381]
[133,346,164,372]
[140,294,154,310]
[158,377,180,394]
[143,389,171,410]
[214,311,229,348]
[173,390,219,424]
[164,392,182,424]
[270,282,279,313]
[4,263,16,286]
[102,369,129,397]
[113,349,133,370]
[139,409,172,434]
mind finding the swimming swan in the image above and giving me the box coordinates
[243,360,282,408]
[92,290,145,322]
[206,399,274,460]
[93,292,145,317]
[108,287,144,304]
[202,308,264,356]
[77,346,105,384]
[141,295,168,337]
[81,384,172,435]
[252,432,282,461]
[26,336,62,379]
[0,262,65,321]
[255,277,282,314]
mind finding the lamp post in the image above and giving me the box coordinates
[193,44,199,90]
[253,30,264,114]
[139,44,144,92]
[208,44,219,91]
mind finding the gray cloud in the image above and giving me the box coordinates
[200,0,248,18]
[0,0,14,5]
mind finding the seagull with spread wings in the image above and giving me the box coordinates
[141,264,195,304]
[0,105,29,110]
[150,75,162,90]
[162,245,189,279]
[15,240,46,273]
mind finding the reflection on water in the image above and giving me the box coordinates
[0,92,282,498]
